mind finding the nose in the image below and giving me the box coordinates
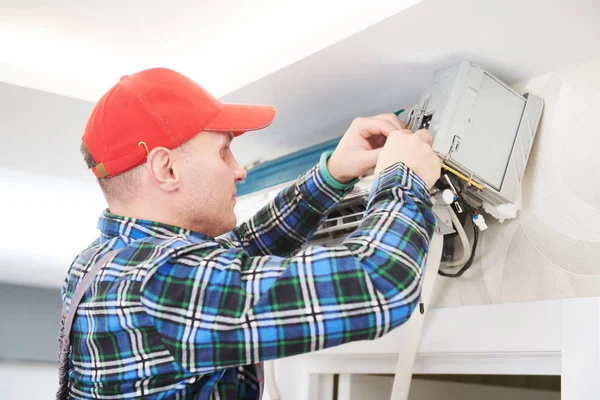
[233,163,247,183]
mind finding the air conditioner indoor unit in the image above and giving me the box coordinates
[308,61,543,241]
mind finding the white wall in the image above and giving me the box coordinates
[0,283,61,362]
[0,361,58,400]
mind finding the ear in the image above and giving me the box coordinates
[145,147,180,192]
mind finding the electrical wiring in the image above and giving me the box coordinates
[438,171,483,278]
[446,170,464,193]
[438,223,480,278]
[440,163,484,190]
[445,170,479,216]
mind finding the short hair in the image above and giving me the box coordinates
[80,140,195,201]
[80,141,141,201]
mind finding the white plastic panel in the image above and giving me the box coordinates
[451,73,525,189]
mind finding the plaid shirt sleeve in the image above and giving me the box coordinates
[141,162,436,374]
[218,164,355,257]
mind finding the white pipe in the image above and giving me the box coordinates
[439,206,471,268]
[389,233,444,399]
[264,360,281,400]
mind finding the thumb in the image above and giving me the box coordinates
[414,129,433,146]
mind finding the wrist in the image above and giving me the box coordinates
[320,150,358,189]
[326,151,354,183]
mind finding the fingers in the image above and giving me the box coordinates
[352,117,398,139]
[385,129,413,143]
[372,113,406,130]
[352,113,407,139]
[413,129,433,146]
[366,134,386,149]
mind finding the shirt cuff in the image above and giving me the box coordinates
[295,163,356,216]
[369,162,432,206]
[318,150,359,190]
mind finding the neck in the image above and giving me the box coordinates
[107,201,221,237]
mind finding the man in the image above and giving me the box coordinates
[61,67,440,399]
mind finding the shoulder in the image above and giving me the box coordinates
[140,237,248,296]
[65,235,226,289]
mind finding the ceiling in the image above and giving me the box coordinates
[1,0,599,288]
[0,0,422,100]
[225,0,600,167]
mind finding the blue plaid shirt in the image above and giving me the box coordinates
[61,162,436,399]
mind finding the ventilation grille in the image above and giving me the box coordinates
[311,195,368,243]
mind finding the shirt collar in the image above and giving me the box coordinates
[97,209,212,242]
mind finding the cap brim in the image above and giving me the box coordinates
[205,103,276,136]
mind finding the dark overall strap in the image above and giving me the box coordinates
[56,249,121,400]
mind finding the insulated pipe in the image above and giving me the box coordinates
[264,360,281,400]
[440,206,471,268]
[389,233,444,399]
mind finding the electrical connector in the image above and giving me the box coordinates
[442,189,455,205]
[472,214,488,231]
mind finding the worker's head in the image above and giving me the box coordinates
[81,68,275,236]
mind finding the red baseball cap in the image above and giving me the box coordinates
[82,68,276,178]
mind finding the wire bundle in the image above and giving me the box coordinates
[438,172,481,278]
